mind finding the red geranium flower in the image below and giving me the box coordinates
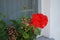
[31,13,48,29]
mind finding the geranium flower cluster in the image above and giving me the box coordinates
[31,13,48,29]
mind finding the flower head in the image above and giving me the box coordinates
[31,13,48,29]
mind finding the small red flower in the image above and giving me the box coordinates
[31,13,48,29]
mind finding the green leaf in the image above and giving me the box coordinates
[0,12,2,15]
[3,14,7,18]
[34,28,41,35]
[0,20,8,40]
[23,32,29,39]
[23,5,28,10]
[10,20,20,29]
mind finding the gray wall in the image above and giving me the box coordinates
[0,0,38,22]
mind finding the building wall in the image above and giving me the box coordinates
[40,0,60,40]
[41,0,50,37]
[50,0,60,40]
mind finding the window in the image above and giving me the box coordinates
[0,0,38,21]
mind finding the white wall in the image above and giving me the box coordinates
[50,0,60,40]
[38,0,50,38]
[40,0,60,40]
[41,0,50,37]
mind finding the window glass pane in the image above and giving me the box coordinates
[0,0,38,20]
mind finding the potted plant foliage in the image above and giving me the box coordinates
[0,12,8,40]
[9,13,48,40]
[0,6,48,40]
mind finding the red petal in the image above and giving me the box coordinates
[31,13,48,29]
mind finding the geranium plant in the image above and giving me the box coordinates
[9,13,48,40]
[0,6,48,40]
[0,11,48,40]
